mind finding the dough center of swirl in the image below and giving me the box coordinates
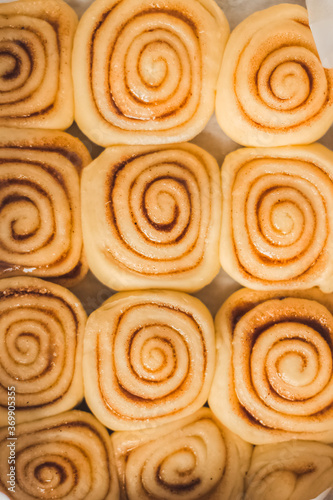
[20,444,80,497]
[144,178,185,230]
[35,461,65,488]
[258,54,312,111]
[268,200,302,236]
[159,448,196,484]
[116,320,189,399]
[137,41,171,89]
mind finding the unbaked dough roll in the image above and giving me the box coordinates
[0,127,91,284]
[84,290,215,431]
[81,143,221,292]
[0,0,77,130]
[220,144,333,292]
[216,4,333,147]
[0,411,119,500]
[209,288,333,444]
[49,250,89,289]
[112,407,252,500]
[72,0,229,146]
[0,277,86,426]
[245,441,333,500]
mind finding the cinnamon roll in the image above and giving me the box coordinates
[216,4,333,147]
[0,411,119,499]
[0,277,86,425]
[84,290,215,430]
[209,288,333,444]
[220,144,333,292]
[0,127,91,284]
[112,407,252,500]
[72,0,229,146]
[245,441,333,500]
[0,0,77,130]
[81,143,221,292]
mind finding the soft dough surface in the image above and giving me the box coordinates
[84,290,215,431]
[72,0,229,145]
[0,411,119,499]
[0,127,91,285]
[245,440,333,500]
[81,142,221,292]
[215,4,333,147]
[209,287,333,444]
[0,277,86,426]
[112,407,252,500]
[0,0,77,129]
[220,143,333,292]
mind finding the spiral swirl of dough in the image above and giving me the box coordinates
[72,0,229,145]
[209,288,333,444]
[0,411,119,500]
[0,0,77,129]
[220,144,333,292]
[84,290,215,431]
[112,408,252,500]
[0,277,86,425]
[245,441,333,500]
[82,143,221,291]
[0,128,90,282]
[216,4,333,147]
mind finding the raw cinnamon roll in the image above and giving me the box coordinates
[245,440,333,500]
[0,277,86,426]
[0,0,77,130]
[84,290,215,430]
[220,144,333,292]
[72,0,229,146]
[0,411,119,500]
[112,407,252,500]
[0,127,91,284]
[81,143,221,292]
[216,4,333,147]
[209,288,333,444]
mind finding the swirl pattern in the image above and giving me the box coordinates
[0,127,91,283]
[220,144,333,292]
[0,0,77,130]
[245,440,333,500]
[209,288,333,444]
[81,143,221,291]
[0,277,86,425]
[0,411,119,500]
[215,4,333,147]
[72,0,229,145]
[84,290,215,430]
[112,408,252,500]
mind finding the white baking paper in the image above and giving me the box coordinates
[306,0,333,68]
